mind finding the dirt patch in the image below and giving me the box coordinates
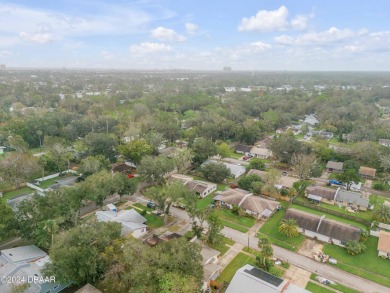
[298,239,324,258]
[364,180,372,188]
[284,264,311,288]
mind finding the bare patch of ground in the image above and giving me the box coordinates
[298,239,324,258]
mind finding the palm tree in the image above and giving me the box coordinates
[373,205,390,224]
[257,237,273,271]
[279,218,299,237]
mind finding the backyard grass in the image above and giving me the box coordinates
[310,274,360,293]
[215,209,256,228]
[305,282,335,293]
[144,213,164,228]
[216,252,256,284]
[133,202,153,212]
[323,236,390,287]
[258,203,305,252]
[197,193,215,210]
[221,221,249,233]
[2,186,35,201]
[294,195,374,222]
[290,203,368,230]
[229,151,244,159]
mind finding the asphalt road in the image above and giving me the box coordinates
[163,203,390,293]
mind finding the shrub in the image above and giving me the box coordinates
[345,240,366,255]
[140,209,147,216]
[373,182,387,191]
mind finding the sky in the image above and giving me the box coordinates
[0,0,389,70]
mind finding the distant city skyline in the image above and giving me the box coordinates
[0,0,389,70]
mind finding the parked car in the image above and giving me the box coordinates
[328,179,343,186]
[127,174,135,178]
[147,201,155,209]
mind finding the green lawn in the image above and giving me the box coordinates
[323,237,390,287]
[290,203,368,230]
[216,252,257,283]
[305,282,335,293]
[133,202,153,212]
[259,203,305,252]
[208,237,235,256]
[221,221,249,233]
[144,213,164,228]
[310,274,359,293]
[229,151,244,159]
[370,194,387,206]
[2,186,35,201]
[215,209,256,228]
[197,193,215,210]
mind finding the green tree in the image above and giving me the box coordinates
[43,222,121,285]
[345,240,366,255]
[159,273,200,293]
[201,162,231,183]
[217,142,231,158]
[247,158,265,171]
[138,155,175,185]
[191,138,217,164]
[373,205,390,224]
[78,155,109,176]
[238,174,263,191]
[270,134,303,163]
[291,153,317,179]
[256,237,274,271]
[7,135,29,152]
[162,181,190,219]
[0,200,16,241]
[278,219,299,238]
[114,173,138,199]
[83,133,119,162]
[343,160,360,172]
[117,138,153,164]
[336,169,360,190]
[172,149,193,173]
[206,211,223,245]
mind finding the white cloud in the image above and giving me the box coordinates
[151,26,186,42]
[19,32,56,44]
[185,23,199,35]
[239,6,289,32]
[230,41,272,59]
[129,42,171,54]
[238,6,313,32]
[101,50,117,60]
[275,27,368,45]
[0,50,13,58]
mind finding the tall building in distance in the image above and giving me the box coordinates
[0,64,5,70]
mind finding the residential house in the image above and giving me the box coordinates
[75,284,102,293]
[306,186,337,204]
[213,188,280,219]
[158,146,178,157]
[0,146,5,154]
[226,264,310,293]
[170,174,217,198]
[306,186,369,211]
[378,230,390,259]
[111,161,137,174]
[284,208,361,246]
[304,114,319,126]
[379,139,390,147]
[309,130,334,140]
[326,161,344,173]
[0,245,68,293]
[202,160,246,178]
[96,207,147,238]
[359,166,376,179]
[235,144,252,155]
[247,169,299,190]
[200,244,222,291]
[249,146,273,159]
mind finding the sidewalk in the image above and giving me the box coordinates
[217,242,245,269]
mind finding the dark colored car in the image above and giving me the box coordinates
[147,201,155,209]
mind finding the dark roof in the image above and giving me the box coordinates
[285,208,361,242]
[235,144,252,153]
[243,267,283,287]
[284,208,321,232]
[318,218,361,242]
[160,233,182,241]
[306,186,337,201]
[111,163,135,173]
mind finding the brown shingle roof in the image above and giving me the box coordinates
[378,231,390,253]
[359,166,376,177]
[215,188,251,205]
[239,196,279,215]
[306,186,337,201]
[285,208,361,242]
[326,161,344,170]
[284,208,321,232]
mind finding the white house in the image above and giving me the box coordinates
[249,146,273,159]
[202,160,246,179]
[0,245,68,293]
[379,139,390,147]
[304,114,319,126]
[227,264,310,293]
[170,174,217,198]
[96,207,147,238]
